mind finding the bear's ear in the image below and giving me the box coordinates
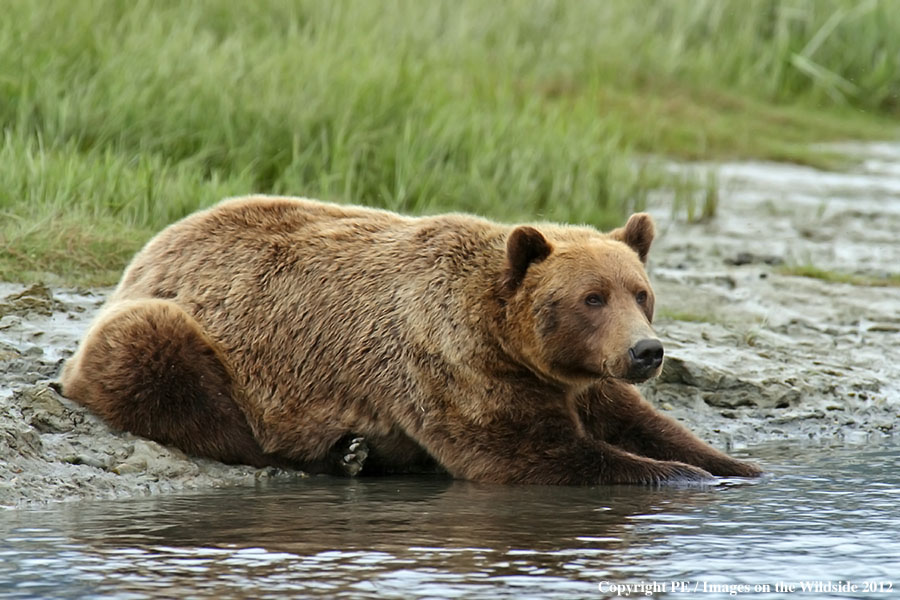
[503,226,552,290]
[609,213,655,264]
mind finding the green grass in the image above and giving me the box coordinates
[2,0,899,285]
[778,265,900,287]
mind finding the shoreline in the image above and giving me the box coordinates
[2,145,899,508]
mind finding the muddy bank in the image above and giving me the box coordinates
[2,144,899,507]
[644,143,900,449]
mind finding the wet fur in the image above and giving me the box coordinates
[62,196,761,484]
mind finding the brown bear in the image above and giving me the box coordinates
[61,195,761,484]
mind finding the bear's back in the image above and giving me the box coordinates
[101,197,508,429]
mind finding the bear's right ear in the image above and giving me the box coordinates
[503,226,552,290]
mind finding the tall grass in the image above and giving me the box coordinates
[1,0,898,284]
[599,0,900,110]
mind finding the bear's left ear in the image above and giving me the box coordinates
[609,213,655,264]
[503,226,553,290]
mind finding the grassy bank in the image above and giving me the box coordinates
[2,0,899,285]
[778,265,900,287]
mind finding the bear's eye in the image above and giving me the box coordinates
[635,291,648,305]
[585,294,605,307]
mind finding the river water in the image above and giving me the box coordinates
[1,441,897,599]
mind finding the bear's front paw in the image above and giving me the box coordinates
[339,436,369,477]
[718,458,763,478]
[653,461,715,485]
[602,455,716,485]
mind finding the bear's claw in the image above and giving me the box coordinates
[655,462,716,485]
[339,436,369,477]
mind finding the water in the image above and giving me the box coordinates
[1,442,898,599]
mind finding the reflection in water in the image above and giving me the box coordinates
[1,442,899,599]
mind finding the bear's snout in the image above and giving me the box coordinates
[626,338,664,381]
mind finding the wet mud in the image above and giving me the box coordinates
[644,143,900,449]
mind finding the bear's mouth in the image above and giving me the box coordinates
[621,371,658,384]
[620,360,664,384]
[546,359,662,385]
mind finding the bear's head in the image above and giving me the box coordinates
[500,213,662,387]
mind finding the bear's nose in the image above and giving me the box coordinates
[628,338,664,376]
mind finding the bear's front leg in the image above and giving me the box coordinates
[583,381,762,478]
[409,412,716,485]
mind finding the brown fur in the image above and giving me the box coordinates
[61,196,761,484]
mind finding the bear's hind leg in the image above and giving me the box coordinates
[61,299,279,467]
[328,435,369,477]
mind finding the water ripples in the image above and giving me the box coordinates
[1,442,898,599]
